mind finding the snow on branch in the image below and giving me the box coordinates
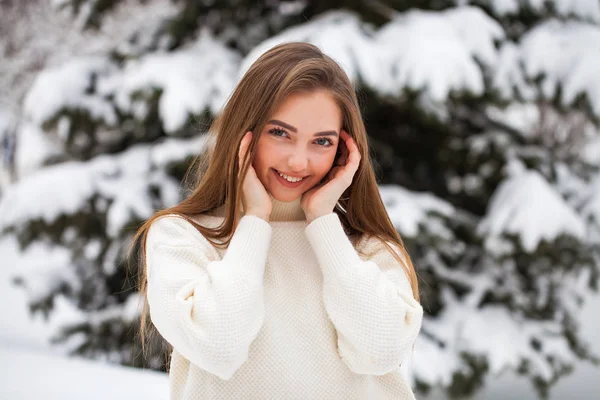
[493,20,600,118]
[0,135,206,237]
[477,168,586,252]
[23,56,118,128]
[20,30,239,145]
[374,6,505,101]
[378,184,455,238]
[243,7,505,104]
[418,303,576,381]
[478,0,600,23]
[580,174,600,239]
[240,11,381,89]
[105,30,240,134]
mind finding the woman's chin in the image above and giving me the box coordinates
[269,189,302,203]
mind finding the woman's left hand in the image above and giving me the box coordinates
[301,130,361,223]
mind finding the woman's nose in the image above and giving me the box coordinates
[287,149,308,172]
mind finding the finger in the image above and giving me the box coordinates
[343,132,361,167]
[308,180,326,195]
[326,166,337,182]
[340,130,355,151]
[340,131,359,166]
[238,131,252,171]
[239,131,251,158]
[337,130,350,165]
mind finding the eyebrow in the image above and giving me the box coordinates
[267,119,339,137]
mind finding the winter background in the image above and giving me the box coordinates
[1,0,599,399]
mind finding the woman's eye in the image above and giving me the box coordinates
[315,138,333,147]
[268,127,287,137]
[268,127,332,147]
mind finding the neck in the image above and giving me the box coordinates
[268,194,306,222]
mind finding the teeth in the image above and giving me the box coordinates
[276,170,304,182]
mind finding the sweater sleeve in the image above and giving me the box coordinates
[304,213,423,376]
[145,214,272,380]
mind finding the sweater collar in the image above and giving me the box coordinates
[268,194,306,222]
[207,194,306,222]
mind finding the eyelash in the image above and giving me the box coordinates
[268,127,334,147]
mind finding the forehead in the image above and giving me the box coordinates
[269,90,342,133]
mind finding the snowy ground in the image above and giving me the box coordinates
[1,340,598,400]
[0,344,168,400]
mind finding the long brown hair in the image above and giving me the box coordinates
[127,42,420,364]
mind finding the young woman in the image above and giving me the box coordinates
[130,42,423,399]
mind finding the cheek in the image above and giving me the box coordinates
[252,140,277,173]
[312,153,336,177]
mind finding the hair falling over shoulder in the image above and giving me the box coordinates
[125,42,420,361]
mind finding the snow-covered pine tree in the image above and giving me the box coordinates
[1,0,599,398]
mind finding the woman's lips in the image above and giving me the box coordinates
[272,168,307,188]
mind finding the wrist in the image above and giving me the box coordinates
[245,210,270,222]
[305,210,330,224]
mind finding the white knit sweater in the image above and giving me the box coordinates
[145,197,423,400]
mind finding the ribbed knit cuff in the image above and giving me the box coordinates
[218,215,272,281]
[304,213,362,277]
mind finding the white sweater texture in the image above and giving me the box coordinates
[145,197,423,400]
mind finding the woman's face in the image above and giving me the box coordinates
[252,89,342,203]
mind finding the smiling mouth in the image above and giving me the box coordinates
[273,169,309,183]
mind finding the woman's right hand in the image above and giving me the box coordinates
[238,131,272,221]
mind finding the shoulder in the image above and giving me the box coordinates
[356,234,408,267]
[146,213,216,251]
[358,234,416,294]
[355,234,391,255]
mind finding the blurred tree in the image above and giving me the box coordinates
[1,0,599,398]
